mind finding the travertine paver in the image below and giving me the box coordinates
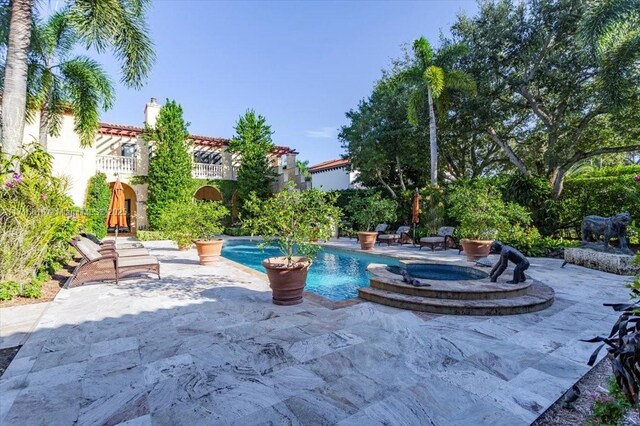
[0,303,51,349]
[0,239,630,425]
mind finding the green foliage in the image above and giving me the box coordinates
[0,281,21,301]
[228,110,277,212]
[448,180,531,240]
[145,100,193,228]
[499,225,578,257]
[83,173,111,239]
[345,192,397,232]
[136,230,170,241]
[589,377,631,426]
[156,200,228,246]
[223,226,251,237]
[418,185,446,235]
[243,182,342,266]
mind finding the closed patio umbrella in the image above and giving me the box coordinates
[411,189,421,246]
[106,179,128,245]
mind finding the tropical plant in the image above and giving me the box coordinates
[397,36,475,185]
[144,100,193,229]
[13,10,115,148]
[157,200,228,247]
[345,192,397,232]
[1,0,154,164]
[83,172,111,239]
[448,180,531,240]
[227,110,277,211]
[296,160,312,181]
[242,182,342,267]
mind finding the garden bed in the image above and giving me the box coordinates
[0,260,76,308]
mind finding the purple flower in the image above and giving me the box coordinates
[5,181,14,188]
[635,175,640,183]
[12,173,22,183]
[40,194,48,201]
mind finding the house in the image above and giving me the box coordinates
[308,158,360,191]
[18,98,306,232]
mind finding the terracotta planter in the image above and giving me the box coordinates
[262,257,311,305]
[460,238,492,261]
[195,239,224,265]
[358,231,378,250]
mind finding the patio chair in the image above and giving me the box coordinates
[66,239,160,288]
[81,233,145,249]
[377,226,412,246]
[74,236,150,258]
[419,227,456,251]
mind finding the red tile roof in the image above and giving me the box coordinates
[97,122,298,154]
[308,158,350,173]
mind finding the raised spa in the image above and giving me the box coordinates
[387,263,488,281]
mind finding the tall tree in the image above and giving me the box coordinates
[397,37,475,185]
[5,10,115,148]
[1,0,154,161]
[145,100,192,229]
[450,0,640,198]
[228,110,277,212]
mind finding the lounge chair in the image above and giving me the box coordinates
[74,236,150,258]
[419,227,456,251]
[66,239,160,288]
[81,233,144,249]
[377,226,412,246]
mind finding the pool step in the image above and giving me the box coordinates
[369,277,530,300]
[358,282,555,316]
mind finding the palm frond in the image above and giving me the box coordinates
[407,90,424,126]
[445,69,477,95]
[424,66,445,98]
[412,36,434,69]
[68,0,155,88]
[434,43,470,69]
[579,0,640,50]
[41,10,76,59]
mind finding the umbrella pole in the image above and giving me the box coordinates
[115,226,118,247]
[413,224,416,247]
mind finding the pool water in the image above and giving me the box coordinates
[221,240,400,301]
[387,264,488,281]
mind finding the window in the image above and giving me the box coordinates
[193,151,222,164]
[121,143,136,158]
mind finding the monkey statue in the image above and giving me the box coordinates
[489,241,530,284]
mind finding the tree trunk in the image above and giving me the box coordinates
[551,168,567,199]
[427,88,438,185]
[38,108,49,149]
[1,0,34,168]
[375,168,396,199]
[395,155,406,191]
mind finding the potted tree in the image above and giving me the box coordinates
[158,200,229,263]
[345,193,397,250]
[243,182,341,305]
[448,181,530,261]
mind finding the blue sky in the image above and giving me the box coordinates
[57,1,478,165]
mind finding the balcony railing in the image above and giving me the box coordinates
[192,163,224,179]
[96,155,136,174]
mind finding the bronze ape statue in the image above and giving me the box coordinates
[489,241,530,284]
[581,212,632,253]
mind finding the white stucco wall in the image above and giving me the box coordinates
[311,166,354,191]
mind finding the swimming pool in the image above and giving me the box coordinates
[221,240,400,301]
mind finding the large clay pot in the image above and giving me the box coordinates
[460,238,492,261]
[262,257,311,305]
[195,239,224,265]
[357,231,378,250]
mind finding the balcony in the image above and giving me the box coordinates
[96,155,137,175]
[192,163,238,180]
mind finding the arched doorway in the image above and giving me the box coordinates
[194,185,223,202]
[108,181,137,233]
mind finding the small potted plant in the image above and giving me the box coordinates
[448,181,531,261]
[243,182,341,305]
[158,200,229,263]
[345,193,397,250]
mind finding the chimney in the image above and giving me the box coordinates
[144,97,160,128]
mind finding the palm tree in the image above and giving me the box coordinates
[399,37,475,185]
[579,0,640,106]
[1,0,154,163]
[19,11,115,149]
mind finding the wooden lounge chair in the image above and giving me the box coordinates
[66,239,160,288]
[75,236,150,258]
[81,233,144,249]
[377,226,412,246]
[419,227,456,251]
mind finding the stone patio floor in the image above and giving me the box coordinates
[0,239,631,425]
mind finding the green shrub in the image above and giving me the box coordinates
[345,192,397,232]
[589,378,631,426]
[448,180,531,240]
[137,230,170,241]
[0,281,21,301]
[156,200,229,247]
[84,173,111,239]
[499,225,579,257]
[21,273,49,299]
[223,226,251,237]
